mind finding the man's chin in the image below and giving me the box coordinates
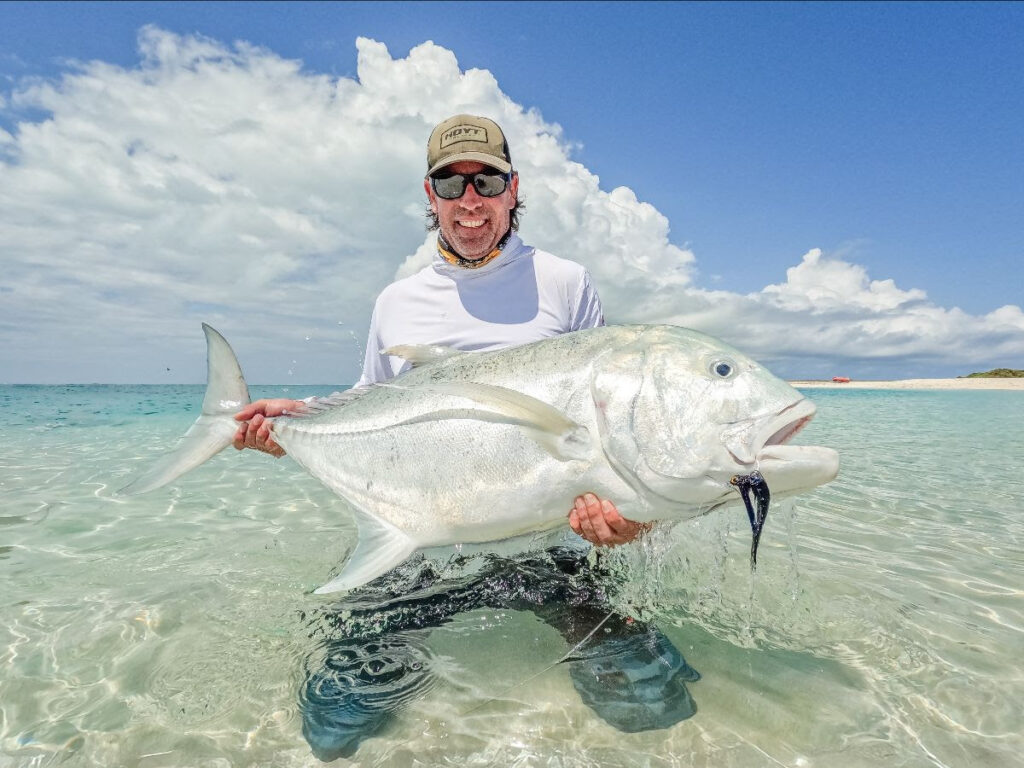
[448,236,495,260]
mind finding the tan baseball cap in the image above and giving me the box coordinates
[426,114,513,176]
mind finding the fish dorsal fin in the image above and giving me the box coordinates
[383,381,592,462]
[382,344,461,367]
[314,511,417,594]
[297,386,374,415]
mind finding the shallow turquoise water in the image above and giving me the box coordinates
[1,385,1022,767]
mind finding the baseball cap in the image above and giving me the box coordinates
[427,114,513,176]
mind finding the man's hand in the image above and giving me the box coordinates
[568,493,650,547]
[233,398,305,457]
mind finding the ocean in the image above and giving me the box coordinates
[1,384,1021,767]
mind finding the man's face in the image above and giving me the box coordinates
[425,160,519,261]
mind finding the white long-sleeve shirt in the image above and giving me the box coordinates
[356,233,605,386]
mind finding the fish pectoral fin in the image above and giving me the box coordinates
[313,513,417,594]
[382,344,461,367]
[389,381,591,462]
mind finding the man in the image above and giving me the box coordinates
[234,114,643,547]
[234,115,697,760]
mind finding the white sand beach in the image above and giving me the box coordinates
[790,378,1024,391]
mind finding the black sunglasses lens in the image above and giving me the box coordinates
[472,174,508,197]
[432,175,467,199]
[432,173,509,199]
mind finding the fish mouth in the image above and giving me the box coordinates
[752,397,838,496]
[760,398,816,449]
[724,398,815,466]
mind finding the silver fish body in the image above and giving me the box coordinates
[121,324,838,593]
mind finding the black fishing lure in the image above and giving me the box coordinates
[729,470,771,568]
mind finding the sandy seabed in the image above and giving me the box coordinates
[790,378,1024,391]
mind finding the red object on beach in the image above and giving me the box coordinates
[832,376,851,383]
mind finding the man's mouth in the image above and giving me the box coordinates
[457,219,485,229]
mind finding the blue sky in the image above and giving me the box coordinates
[1,2,1022,382]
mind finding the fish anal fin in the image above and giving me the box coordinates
[314,513,418,594]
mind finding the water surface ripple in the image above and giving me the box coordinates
[1,385,1021,766]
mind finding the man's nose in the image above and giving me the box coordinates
[459,183,484,207]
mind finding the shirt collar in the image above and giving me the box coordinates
[432,231,530,279]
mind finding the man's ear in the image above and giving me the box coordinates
[424,178,438,214]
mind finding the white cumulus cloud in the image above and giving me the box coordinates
[0,28,1020,383]
[761,249,927,313]
[656,249,1024,377]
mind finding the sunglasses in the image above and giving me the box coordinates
[430,170,511,200]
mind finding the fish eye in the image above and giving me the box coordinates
[709,359,736,379]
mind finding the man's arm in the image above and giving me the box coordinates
[570,269,605,331]
[354,298,391,388]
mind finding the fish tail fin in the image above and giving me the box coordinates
[118,324,250,496]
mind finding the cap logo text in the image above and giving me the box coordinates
[440,125,487,148]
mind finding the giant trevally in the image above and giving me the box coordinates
[120,324,839,593]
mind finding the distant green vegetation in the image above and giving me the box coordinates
[960,368,1024,378]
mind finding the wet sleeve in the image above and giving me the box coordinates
[354,298,392,387]
[570,269,606,330]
